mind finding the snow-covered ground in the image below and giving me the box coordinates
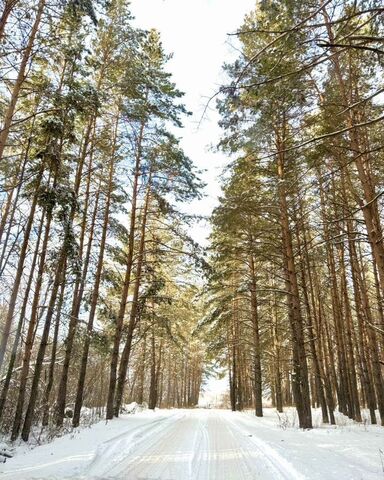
[1,408,383,479]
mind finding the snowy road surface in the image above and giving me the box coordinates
[1,408,384,479]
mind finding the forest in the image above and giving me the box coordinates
[0,0,384,454]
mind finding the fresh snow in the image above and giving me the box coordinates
[1,408,383,479]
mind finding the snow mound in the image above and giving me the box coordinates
[120,402,147,414]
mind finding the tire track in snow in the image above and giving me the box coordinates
[188,411,210,480]
[106,413,199,479]
[86,409,307,479]
[86,411,185,478]
[224,413,306,480]
[205,411,256,479]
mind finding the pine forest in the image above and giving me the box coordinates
[0,1,384,479]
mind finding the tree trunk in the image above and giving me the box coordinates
[0,208,45,420]
[249,252,263,416]
[55,178,101,426]
[10,201,53,440]
[275,125,312,429]
[0,167,44,370]
[42,279,65,427]
[106,119,145,420]
[20,252,67,441]
[0,0,46,161]
[72,115,118,427]
[113,172,152,416]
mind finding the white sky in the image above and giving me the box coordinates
[130,0,255,246]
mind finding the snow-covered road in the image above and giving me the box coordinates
[1,408,384,479]
[88,410,303,480]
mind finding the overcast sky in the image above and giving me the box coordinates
[130,0,255,246]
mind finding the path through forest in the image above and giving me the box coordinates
[1,408,383,479]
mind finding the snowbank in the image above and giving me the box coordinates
[0,409,174,479]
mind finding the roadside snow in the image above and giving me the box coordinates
[0,409,177,479]
[0,408,383,479]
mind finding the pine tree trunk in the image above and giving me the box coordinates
[113,173,152,416]
[0,0,46,161]
[11,202,53,440]
[294,204,329,423]
[249,252,263,416]
[322,5,384,300]
[72,129,118,426]
[148,330,157,410]
[0,209,45,420]
[0,166,43,371]
[0,0,19,41]
[55,180,101,426]
[20,253,67,441]
[106,119,145,420]
[136,330,147,405]
[42,279,65,427]
[276,127,312,429]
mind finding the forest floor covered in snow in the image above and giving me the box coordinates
[0,407,383,479]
